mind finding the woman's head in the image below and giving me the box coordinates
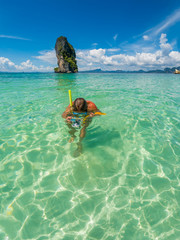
[73,98,87,112]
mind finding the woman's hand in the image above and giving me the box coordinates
[89,112,95,117]
[66,116,72,123]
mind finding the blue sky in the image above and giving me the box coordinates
[0,0,180,71]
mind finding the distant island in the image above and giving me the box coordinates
[54,36,78,73]
[79,66,180,74]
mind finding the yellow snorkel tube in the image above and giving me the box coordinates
[68,89,73,113]
[69,90,72,107]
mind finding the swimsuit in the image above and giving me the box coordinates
[71,112,88,128]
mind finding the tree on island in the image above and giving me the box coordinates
[54,36,78,73]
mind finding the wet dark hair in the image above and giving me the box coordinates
[73,98,87,112]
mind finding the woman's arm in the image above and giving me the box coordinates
[62,106,72,118]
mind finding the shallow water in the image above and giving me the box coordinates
[0,72,180,240]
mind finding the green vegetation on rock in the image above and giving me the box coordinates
[54,67,59,73]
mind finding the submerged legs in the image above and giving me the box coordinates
[74,119,92,157]
[67,124,76,142]
[67,118,92,157]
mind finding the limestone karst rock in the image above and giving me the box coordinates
[54,36,78,73]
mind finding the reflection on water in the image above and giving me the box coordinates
[0,73,180,240]
[55,73,78,91]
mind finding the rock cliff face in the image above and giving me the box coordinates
[54,36,78,73]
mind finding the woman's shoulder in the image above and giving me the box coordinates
[87,100,98,110]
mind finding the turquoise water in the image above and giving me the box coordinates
[0,72,180,240]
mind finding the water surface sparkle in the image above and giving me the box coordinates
[0,73,180,239]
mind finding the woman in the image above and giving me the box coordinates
[62,98,100,143]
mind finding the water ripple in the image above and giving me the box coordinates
[0,73,179,239]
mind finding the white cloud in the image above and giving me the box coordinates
[0,57,18,71]
[107,48,121,52]
[143,35,149,41]
[154,9,180,35]
[113,34,118,41]
[89,48,106,57]
[159,33,172,56]
[0,35,30,41]
[0,57,53,72]
[76,34,180,71]
[169,51,180,61]
[160,33,168,45]
[128,9,180,54]
[144,9,180,39]
[34,50,57,65]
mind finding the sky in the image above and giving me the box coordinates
[0,0,180,72]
